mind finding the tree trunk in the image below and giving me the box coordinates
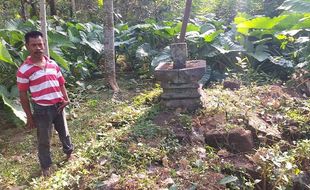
[39,0,49,57]
[102,0,119,92]
[48,0,57,16]
[30,0,39,18]
[70,0,76,18]
[20,0,27,21]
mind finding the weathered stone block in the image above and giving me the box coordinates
[162,88,201,99]
[170,43,187,69]
[161,98,202,112]
[160,83,199,89]
[154,60,207,112]
[204,127,254,152]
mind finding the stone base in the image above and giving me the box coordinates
[161,88,201,99]
[154,60,207,112]
[161,98,202,112]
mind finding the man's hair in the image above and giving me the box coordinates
[25,31,43,44]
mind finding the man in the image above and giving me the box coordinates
[16,31,73,177]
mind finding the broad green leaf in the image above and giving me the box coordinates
[81,32,104,54]
[248,45,271,62]
[186,24,200,32]
[48,31,74,48]
[49,49,70,71]
[212,35,244,54]
[151,54,171,67]
[10,85,19,98]
[200,23,216,33]
[76,23,87,31]
[162,27,176,36]
[0,85,10,97]
[234,13,250,24]
[278,0,310,13]
[269,56,294,67]
[0,93,26,128]
[248,30,275,39]
[174,23,200,34]
[219,175,238,185]
[237,15,288,34]
[115,23,129,32]
[203,30,223,42]
[278,29,302,37]
[274,14,304,30]
[115,38,136,47]
[67,27,81,43]
[151,46,171,67]
[174,22,183,33]
[292,15,310,29]
[0,39,15,65]
[0,29,24,47]
[136,43,157,59]
[127,24,153,32]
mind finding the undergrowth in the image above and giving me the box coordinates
[0,76,309,190]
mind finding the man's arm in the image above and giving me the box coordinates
[57,85,70,113]
[19,91,35,129]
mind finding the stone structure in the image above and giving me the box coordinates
[155,58,206,112]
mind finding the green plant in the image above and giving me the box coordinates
[179,114,193,130]
[253,145,301,189]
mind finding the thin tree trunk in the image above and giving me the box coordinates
[179,0,192,43]
[20,0,27,21]
[48,0,57,16]
[30,0,39,18]
[39,0,49,57]
[102,0,120,92]
[70,0,76,18]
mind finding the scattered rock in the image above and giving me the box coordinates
[204,127,254,152]
[221,154,260,185]
[223,80,241,90]
[162,177,174,186]
[102,174,120,189]
[98,157,107,166]
[247,113,281,143]
[206,112,227,127]
[9,186,26,190]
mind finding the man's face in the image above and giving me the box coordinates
[26,36,45,59]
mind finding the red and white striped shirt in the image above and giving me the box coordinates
[17,56,65,106]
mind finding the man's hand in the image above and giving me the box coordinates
[26,116,36,129]
[57,100,69,113]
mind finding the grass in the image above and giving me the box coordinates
[0,75,309,189]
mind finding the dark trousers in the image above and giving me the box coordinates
[33,103,73,169]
